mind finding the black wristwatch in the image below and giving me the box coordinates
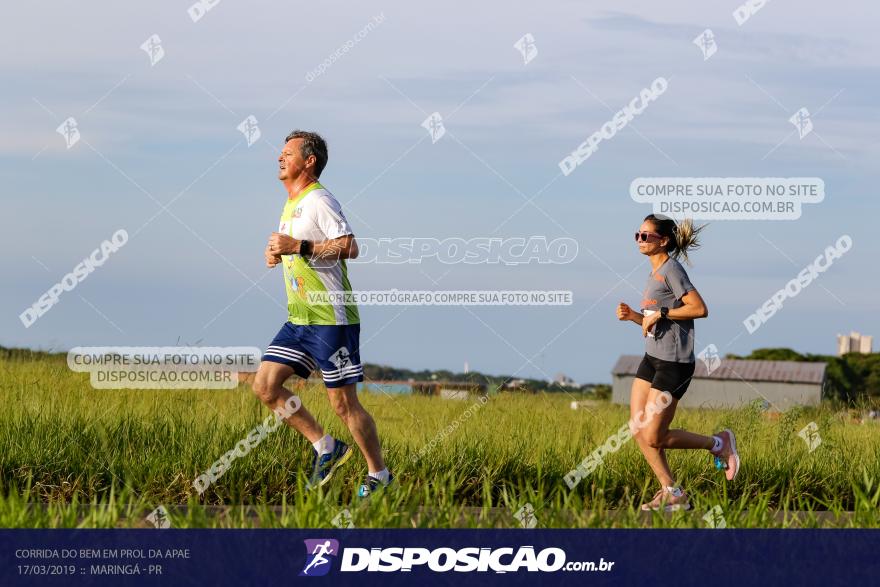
[660,306,669,319]
[299,240,313,257]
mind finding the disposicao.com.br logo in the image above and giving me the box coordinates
[300,539,340,577]
[300,539,614,575]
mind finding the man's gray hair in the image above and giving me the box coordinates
[284,130,328,178]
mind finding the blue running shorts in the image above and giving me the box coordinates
[261,323,363,388]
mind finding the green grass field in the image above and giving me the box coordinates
[2,355,880,528]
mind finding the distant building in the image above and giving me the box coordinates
[838,331,873,356]
[361,380,486,399]
[552,373,578,388]
[501,378,533,392]
[611,355,827,411]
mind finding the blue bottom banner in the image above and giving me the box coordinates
[2,529,878,585]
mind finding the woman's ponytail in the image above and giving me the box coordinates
[645,214,705,265]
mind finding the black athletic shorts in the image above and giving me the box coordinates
[634,353,696,399]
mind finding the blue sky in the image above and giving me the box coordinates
[2,1,878,383]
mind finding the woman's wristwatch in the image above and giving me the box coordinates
[660,306,669,319]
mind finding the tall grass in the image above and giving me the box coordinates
[1,357,878,528]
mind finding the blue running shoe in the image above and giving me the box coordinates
[357,473,395,498]
[307,439,353,490]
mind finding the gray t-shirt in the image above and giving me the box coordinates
[640,257,696,363]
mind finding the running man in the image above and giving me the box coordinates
[302,541,335,575]
[616,214,739,512]
[252,130,393,497]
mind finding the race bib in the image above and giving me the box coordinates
[643,309,657,338]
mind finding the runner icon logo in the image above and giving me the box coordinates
[330,347,351,370]
[300,539,339,577]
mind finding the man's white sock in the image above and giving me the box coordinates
[711,435,723,453]
[368,468,390,484]
[313,435,335,455]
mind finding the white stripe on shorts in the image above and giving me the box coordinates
[321,364,363,381]
[266,345,317,367]
[266,346,318,371]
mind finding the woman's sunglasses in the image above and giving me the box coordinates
[634,231,663,243]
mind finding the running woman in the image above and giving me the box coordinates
[252,130,392,497]
[616,214,739,512]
